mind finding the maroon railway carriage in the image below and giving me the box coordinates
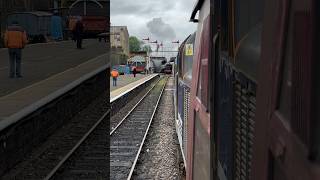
[176,0,320,179]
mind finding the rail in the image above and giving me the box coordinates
[44,108,111,180]
[110,76,168,180]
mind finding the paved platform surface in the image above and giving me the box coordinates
[110,74,158,102]
[0,39,107,97]
[0,53,107,129]
[110,74,147,91]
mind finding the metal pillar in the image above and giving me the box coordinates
[84,0,87,16]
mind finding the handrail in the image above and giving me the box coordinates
[190,0,205,22]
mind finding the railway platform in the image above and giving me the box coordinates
[0,39,107,97]
[0,39,108,177]
[110,74,158,102]
[110,74,148,91]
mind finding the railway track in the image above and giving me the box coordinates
[3,76,166,179]
[43,110,110,179]
[0,91,109,179]
[110,77,167,180]
[45,76,166,179]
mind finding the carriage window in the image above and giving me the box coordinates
[183,47,193,75]
[234,0,264,46]
[193,113,210,180]
[220,0,232,52]
[277,6,292,121]
[278,34,291,121]
[197,18,210,108]
[197,58,209,107]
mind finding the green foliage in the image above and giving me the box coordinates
[129,36,143,52]
[142,45,152,52]
[129,36,153,53]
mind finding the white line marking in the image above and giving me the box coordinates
[110,74,158,103]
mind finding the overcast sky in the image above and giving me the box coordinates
[110,0,197,48]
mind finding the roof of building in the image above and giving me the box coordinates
[8,11,52,17]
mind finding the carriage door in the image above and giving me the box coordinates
[251,0,320,179]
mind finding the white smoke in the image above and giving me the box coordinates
[146,17,176,41]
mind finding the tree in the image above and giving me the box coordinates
[142,45,152,52]
[129,36,143,52]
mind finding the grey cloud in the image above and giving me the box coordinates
[111,0,196,42]
[111,0,176,16]
[146,17,176,41]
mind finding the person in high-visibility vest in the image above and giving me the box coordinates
[111,69,119,86]
[4,21,28,78]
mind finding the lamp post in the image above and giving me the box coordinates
[172,40,180,51]
[149,40,158,74]
[170,40,180,82]
[142,37,150,74]
[143,37,158,74]
[159,42,164,57]
[142,37,150,43]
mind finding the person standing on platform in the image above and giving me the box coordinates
[4,21,28,78]
[73,18,84,49]
[111,69,119,86]
[133,67,137,78]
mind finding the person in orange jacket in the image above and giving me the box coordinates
[111,68,119,86]
[4,21,28,78]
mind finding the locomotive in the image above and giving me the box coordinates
[150,56,167,73]
[174,0,320,179]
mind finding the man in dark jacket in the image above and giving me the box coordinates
[132,67,137,78]
[73,18,84,49]
[4,21,28,78]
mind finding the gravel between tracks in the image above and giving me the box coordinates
[132,77,183,180]
[1,91,108,179]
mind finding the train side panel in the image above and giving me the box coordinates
[174,33,195,167]
[187,0,212,179]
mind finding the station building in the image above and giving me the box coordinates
[110,26,130,65]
